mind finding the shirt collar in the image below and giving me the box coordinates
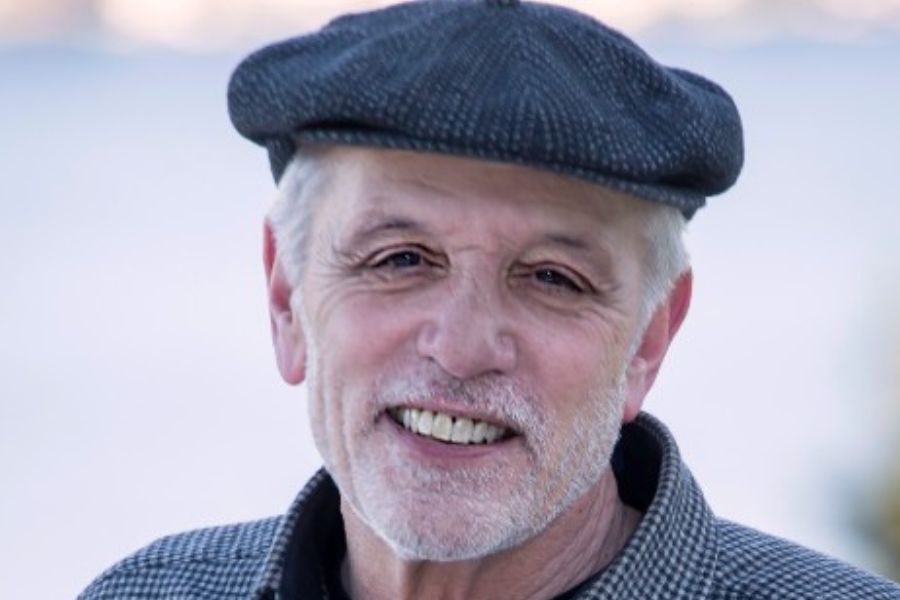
[252,412,718,600]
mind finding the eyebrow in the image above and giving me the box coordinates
[343,212,432,249]
[541,231,612,259]
[340,211,613,268]
[542,232,592,251]
[540,231,616,274]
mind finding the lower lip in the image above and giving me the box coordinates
[382,414,517,462]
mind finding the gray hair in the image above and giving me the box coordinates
[266,147,335,297]
[633,200,690,333]
[267,149,689,336]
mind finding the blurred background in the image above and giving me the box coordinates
[1,0,899,597]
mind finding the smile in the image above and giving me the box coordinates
[388,407,511,445]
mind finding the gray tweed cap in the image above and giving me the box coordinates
[228,0,744,218]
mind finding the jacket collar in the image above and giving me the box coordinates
[252,468,336,600]
[580,413,718,599]
[252,412,718,599]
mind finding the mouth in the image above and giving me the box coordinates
[387,406,515,446]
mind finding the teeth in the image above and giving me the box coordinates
[471,421,488,444]
[450,418,473,444]
[391,408,509,445]
[417,410,434,436]
[432,413,453,441]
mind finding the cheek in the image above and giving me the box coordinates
[307,294,433,492]
[306,292,425,435]
[322,293,424,374]
[522,317,630,402]
[524,323,631,472]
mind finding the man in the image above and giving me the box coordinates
[81,0,900,598]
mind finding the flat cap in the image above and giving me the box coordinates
[228,0,743,218]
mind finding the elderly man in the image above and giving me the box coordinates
[81,1,899,599]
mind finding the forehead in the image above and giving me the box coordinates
[311,146,650,241]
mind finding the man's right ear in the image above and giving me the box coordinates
[263,221,306,385]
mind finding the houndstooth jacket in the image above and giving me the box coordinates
[79,413,900,599]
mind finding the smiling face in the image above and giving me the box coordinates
[276,147,661,561]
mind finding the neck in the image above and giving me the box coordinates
[340,469,641,600]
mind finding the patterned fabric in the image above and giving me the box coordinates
[227,0,744,219]
[79,413,900,599]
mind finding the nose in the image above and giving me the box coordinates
[416,275,517,379]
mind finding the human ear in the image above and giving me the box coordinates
[622,269,692,422]
[264,220,306,385]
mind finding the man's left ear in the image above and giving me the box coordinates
[622,269,692,422]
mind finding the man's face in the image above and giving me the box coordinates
[291,148,650,561]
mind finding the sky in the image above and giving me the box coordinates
[1,1,899,598]
[3,0,900,49]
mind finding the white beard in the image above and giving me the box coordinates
[311,358,629,562]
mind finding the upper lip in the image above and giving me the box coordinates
[382,401,518,433]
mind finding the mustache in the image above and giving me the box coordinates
[372,365,545,435]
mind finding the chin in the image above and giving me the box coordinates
[370,497,537,562]
[346,464,546,562]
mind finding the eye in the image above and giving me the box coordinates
[533,268,584,293]
[371,249,424,269]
